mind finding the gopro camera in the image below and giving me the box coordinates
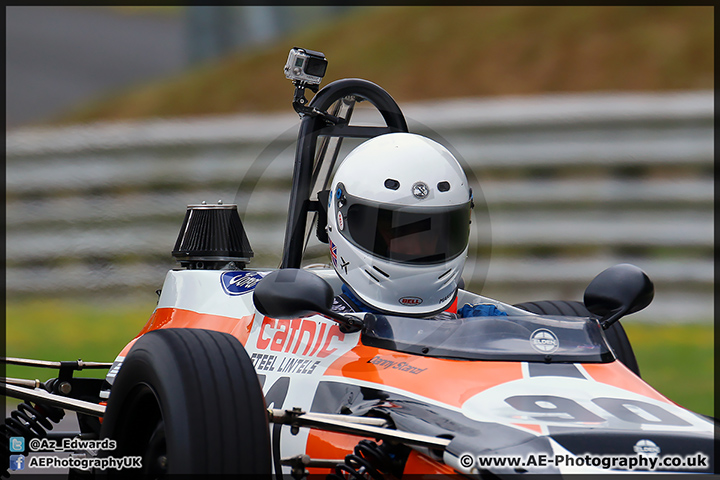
[284,47,327,85]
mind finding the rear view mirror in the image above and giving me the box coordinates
[252,268,363,333]
[252,268,334,319]
[583,263,654,329]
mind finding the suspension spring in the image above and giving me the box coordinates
[327,439,396,480]
[1,401,64,477]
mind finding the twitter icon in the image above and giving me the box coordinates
[9,437,24,453]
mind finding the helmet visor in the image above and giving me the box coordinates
[339,195,471,265]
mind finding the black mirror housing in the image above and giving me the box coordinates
[583,263,654,329]
[252,268,334,319]
[252,268,364,333]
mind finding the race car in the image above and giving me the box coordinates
[1,48,714,478]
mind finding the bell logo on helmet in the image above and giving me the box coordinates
[412,182,429,199]
[399,296,423,306]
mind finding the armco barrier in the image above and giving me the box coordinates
[6,90,713,322]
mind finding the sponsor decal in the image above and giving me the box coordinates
[367,355,427,374]
[247,314,360,432]
[337,211,345,230]
[439,290,454,304]
[634,439,661,456]
[255,317,345,359]
[399,296,423,306]
[412,181,429,199]
[329,238,338,267]
[530,328,559,354]
[340,257,350,274]
[251,353,321,375]
[220,271,266,296]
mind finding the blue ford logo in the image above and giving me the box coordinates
[221,271,266,296]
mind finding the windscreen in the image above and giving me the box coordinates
[361,314,614,363]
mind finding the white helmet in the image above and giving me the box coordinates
[327,132,472,316]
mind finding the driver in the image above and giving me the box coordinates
[326,132,506,319]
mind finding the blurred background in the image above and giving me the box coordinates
[5,6,713,415]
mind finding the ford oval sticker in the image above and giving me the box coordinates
[221,271,267,296]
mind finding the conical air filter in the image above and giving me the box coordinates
[172,203,253,268]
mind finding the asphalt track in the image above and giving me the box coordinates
[6,6,185,128]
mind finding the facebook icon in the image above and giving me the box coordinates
[9,455,25,471]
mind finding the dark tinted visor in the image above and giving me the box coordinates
[339,194,471,265]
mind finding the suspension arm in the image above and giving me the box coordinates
[267,408,450,450]
[1,383,106,417]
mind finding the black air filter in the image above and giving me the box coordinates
[172,203,253,269]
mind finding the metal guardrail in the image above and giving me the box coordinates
[6,90,713,322]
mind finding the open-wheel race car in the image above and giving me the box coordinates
[2,48,715,478]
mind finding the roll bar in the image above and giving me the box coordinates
[280,78,408,268]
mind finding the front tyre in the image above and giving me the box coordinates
[100,328,271,476]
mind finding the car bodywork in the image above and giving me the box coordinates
[2,62,714,478]
[122,266,714,476]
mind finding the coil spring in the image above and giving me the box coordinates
[1,401,64,477]
[327,439,394,480]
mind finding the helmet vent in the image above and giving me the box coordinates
[438,269,452,280]
[438,181,450,192]
[440,274,456,290]
[363,269,381,283]
[384,179,400,190]
[372,266,390,278]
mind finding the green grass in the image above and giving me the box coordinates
[5,299,713,417]
[47,5,713,125]
[5,298,154,382]
[624,323,714,417]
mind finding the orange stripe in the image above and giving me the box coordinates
[117,337,139,357]
[125,307,254,353]
[326,344,524,408]
[511,423,544,434]
[305,430,368,475]
[582,361,672,403]
[403,449,457,475]
[98,401,107,423]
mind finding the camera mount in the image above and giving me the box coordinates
[291,82,344,124]
[285,47,343,124]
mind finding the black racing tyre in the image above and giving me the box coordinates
[100,328,271,476]
[513,300,641,378]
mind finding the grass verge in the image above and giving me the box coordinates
[624,323,713,417]
[51,6,713,125]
